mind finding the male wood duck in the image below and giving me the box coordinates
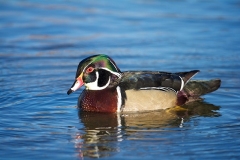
[67,54,221,113]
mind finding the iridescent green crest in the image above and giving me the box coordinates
[90,54,120,72]
[75,54,121,78]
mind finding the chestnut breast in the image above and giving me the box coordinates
[78,88,118,112]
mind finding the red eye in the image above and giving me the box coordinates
[86,67,94,73]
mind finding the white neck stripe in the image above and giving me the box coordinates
[85,71,110,90]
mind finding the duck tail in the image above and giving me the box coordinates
[177,79,221,105]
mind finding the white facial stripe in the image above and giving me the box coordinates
[99,67,121,78]
[82,61,92,73]
[116,86,122,112]
[82,60,121,78]
[108,58,119,71]
[85,71,111,90]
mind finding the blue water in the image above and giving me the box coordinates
[1,0,240,159]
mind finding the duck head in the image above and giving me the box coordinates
[67,54,121,94]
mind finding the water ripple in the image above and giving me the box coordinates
[1,0,240,159]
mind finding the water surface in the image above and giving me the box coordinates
[1,0,240,159]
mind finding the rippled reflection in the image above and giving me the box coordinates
[74,101,220,158]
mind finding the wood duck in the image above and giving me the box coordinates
[67,54,221,113]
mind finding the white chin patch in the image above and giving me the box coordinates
[85,71,111,90]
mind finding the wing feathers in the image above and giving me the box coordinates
[120,70,199,91]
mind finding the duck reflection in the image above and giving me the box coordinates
[74,101,220,158]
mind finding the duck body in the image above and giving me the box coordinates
[67,54,221,113]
